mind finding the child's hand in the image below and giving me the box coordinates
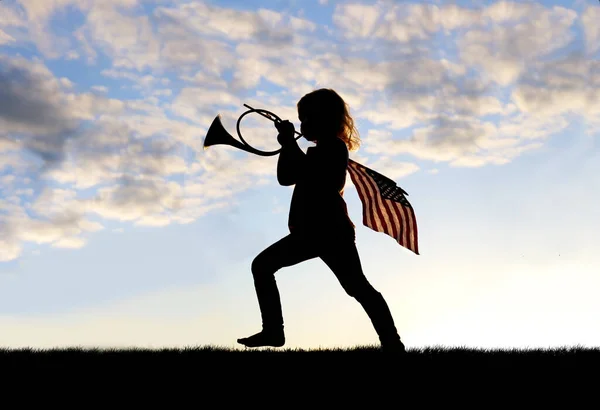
[275,120,296,146]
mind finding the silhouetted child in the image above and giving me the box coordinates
[237,88,406,353]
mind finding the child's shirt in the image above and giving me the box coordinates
[277,136,355,235]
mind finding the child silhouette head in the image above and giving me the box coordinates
[297,88,361,151]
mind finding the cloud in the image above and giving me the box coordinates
[91,85,108,93]
[511,55,600,127]
[333,2,482,42]
[0,30,16,45]
[458,3,577,86]
[155,3,311,43]
[582,6,600,55]
[363,157,420,181]
[0,0,595,264]
[364,116,493,162]
[0,238,21,262]
[0,57,222,261]
[360,111,563,168]
[0,203,104,262]
[169,87,242,124]
[15,0,81,58]
[100,69,164,88]
[13,0,139,59]
[52,236,87,249]
[0,3,26,27]
[65,50,80,60]
[83,175,183,222]
[333,3,381,38]
[0,56,122,174]
[83,4,161,71]
[0,56,77,136]
[324,1,590,171]
[290,16,317,32]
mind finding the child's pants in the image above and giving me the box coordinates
[250,228,402,345]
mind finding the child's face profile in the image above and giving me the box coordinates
[299,113,318,143]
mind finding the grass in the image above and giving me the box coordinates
[3,343,599,362]
[2,344,598,400]
[2,342,598,353]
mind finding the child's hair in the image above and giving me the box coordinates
[297,88,361,152]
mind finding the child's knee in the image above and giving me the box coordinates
[251,255,275,278]
[345,281,378,299]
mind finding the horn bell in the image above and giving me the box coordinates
[203,115,251,153]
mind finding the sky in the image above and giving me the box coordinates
[0,0,599,351]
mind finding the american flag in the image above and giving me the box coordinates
[347,159,419,255]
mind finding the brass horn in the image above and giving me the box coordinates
[203,104,303,157]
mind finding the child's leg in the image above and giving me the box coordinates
[319,236,405,352]
[238,232,319,347]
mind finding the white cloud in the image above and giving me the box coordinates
[0,0,594,264]
[53,236,87,249]
[1,174,15,186]
[369,116,494,160]
[83,5,161,71]
[78,177,180,223]
[365,157,420,180]
[290,16,317,32]
[60,77,74,88]
[16,0,81,58]
[74,27,97,63]
[6,210,101,250]
[100,69,163,89]
[66,50,80,60]
[0,30,15,45]
[153,89,172,97]
[333,2,482,42]
[458,4,577,86]
[512,57,600,119]
[333,3,381,38]
[358,111,557,168]
[180,70,228,88]
[14,0,139,58]
[483,0,540,23]
[156,3,309,43]
[91,85,108,93]
[170,87,242,124]
[0,56,242,261]
[0,237,21,262]
[0,3,26,27]
[134,215,172,227]
[582,6,600,55]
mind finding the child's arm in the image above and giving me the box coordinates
[277,134,306,186]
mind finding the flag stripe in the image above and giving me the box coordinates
[361,164,397,240]
[362,162,398,240]
[409,203,419,254]
[347,163,379,231]
[397,200,410,250]
[355,163,392,236]
[349,161,386,234]
[390,200,405,244]
[347,159,419,255]
[349,160,380,232]
[384,194,401,242]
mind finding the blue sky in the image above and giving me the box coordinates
[0,0,599,350]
